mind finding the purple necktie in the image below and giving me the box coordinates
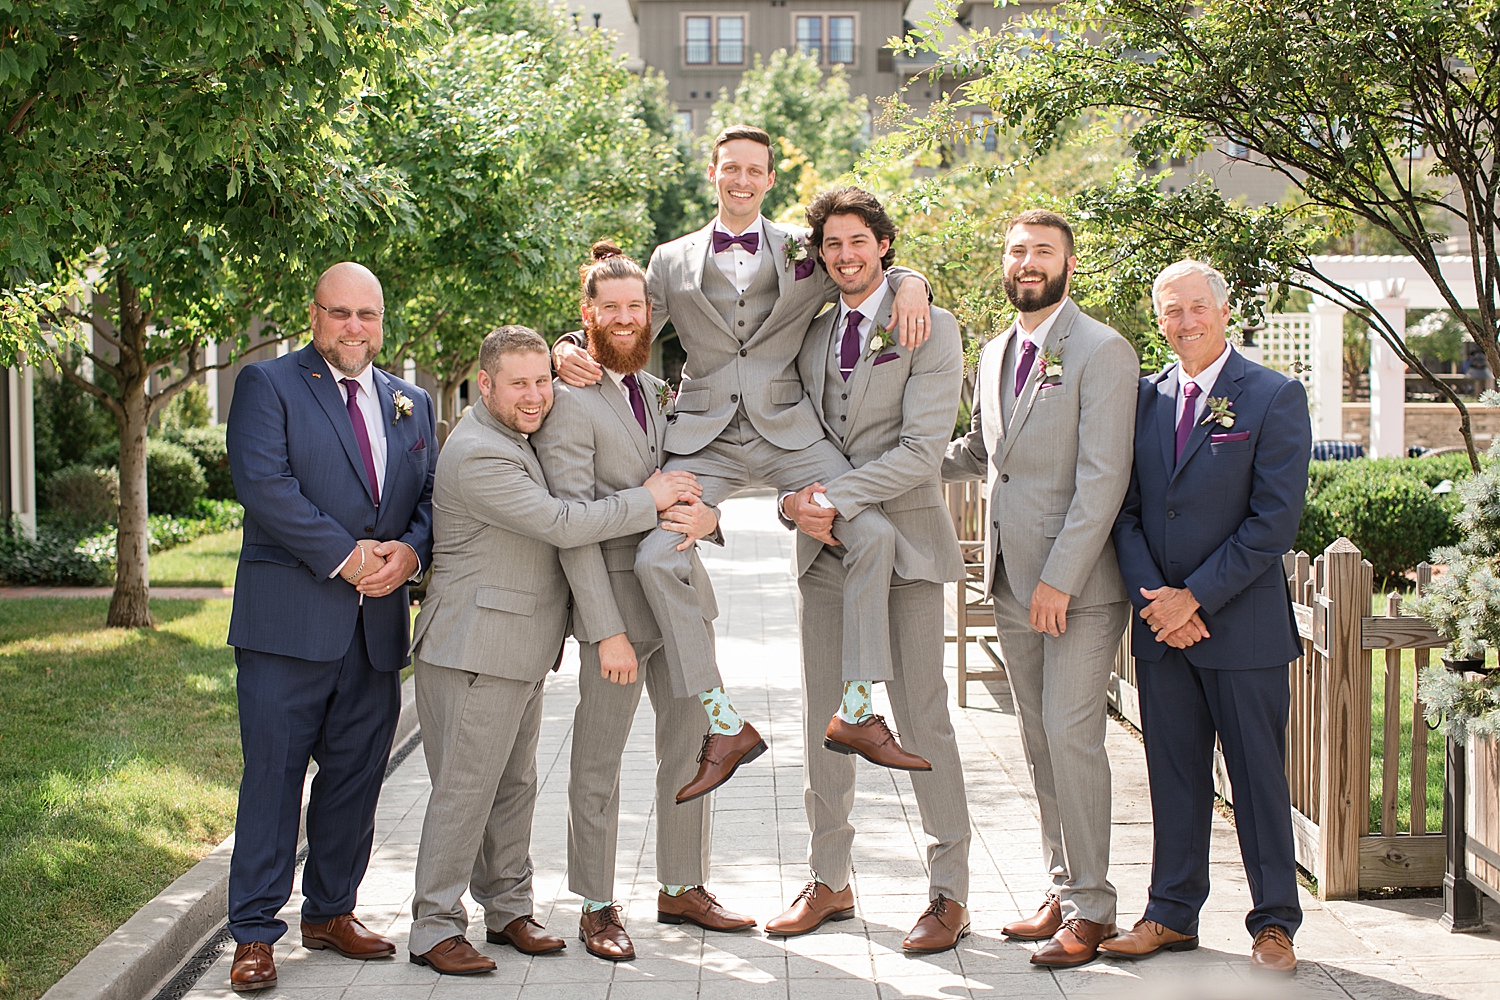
[712,229,760,255]
[622,373,648,434]
[1014,338,1038,398]
[341,378,380,506]
[839,310,864,381]
[1175,380,1202,465]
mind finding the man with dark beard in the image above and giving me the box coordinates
[532,244,757,962]
[943,210,1139,968]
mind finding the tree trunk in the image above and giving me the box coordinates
[107,272,154,628]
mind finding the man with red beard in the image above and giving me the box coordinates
[532,244,756,962]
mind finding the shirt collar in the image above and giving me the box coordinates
[1014,297,1070,349]
[604,367,631,389]
[324,356,376,397]
[837,280,889,329]
[1177,341,1234,397]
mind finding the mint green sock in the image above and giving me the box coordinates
[838,680,874,723]
[583,898,612,913]
[660,884,691,896]
[697,686,745,735]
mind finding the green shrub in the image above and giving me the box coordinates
[43,464,119,526]
[0,522,112,586]
[1298,465,1458,585]
[164,425,233,500]
[84,438,208,515]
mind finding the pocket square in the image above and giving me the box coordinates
[410,436,427,451]
[1211,430,1250,443]
[794,258,817,281]
[873,352,901,366]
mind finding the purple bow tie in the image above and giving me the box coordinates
[712,229,760,255]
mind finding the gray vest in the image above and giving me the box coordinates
[822,319,854,442]
[701,245,780,343]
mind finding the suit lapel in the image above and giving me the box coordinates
[639,370,669,466]
[843,293,896,431]
[1172,349,1246,481]
[999,301,1079,469]
[373,369,403,514]
[684,223,736,341]
[766,218,793,300]
[299,345,377,505]
[979,326,1012,460]
[803,303,838,425]
[598,377,655,472]
[1153,367,1178,476]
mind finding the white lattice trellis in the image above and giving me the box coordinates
[1258,313,1315,388]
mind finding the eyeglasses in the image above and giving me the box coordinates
[315,301,385,323]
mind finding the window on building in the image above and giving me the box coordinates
[685,16,711,64]
[717,16,745,64]
[676,110,694,133]
[970,112,997,153]
[1227,141,1250,160]
[829,16,855,63]
[796,16,823,63]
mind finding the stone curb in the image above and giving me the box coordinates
[40,673,420,1000]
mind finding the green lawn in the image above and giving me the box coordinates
[0,599,240,1000]
[150,530,241,588]
[1369,649,1446,834]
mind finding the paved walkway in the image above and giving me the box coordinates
[177,495,1499,999]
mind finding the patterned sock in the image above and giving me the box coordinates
[583,899,613,913]
[838,680,874,723]
[697,686,745,735]
[660,884,692,896]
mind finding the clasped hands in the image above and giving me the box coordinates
[644,468,718,552]
[1139,585,1210,648]
[339,539,420,597]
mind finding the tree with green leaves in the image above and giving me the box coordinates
[370,0,678,423]
[1,0,438,626]
[705,49,869,220]
[896,0,1500,468]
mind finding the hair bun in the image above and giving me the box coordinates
[591,240,624,262]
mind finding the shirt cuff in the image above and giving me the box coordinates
[404,542,424,583]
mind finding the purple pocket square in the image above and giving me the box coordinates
[1211,430,1250,443]
[873,352,901,366]
[410,436,427,451]
[794,258,817,281]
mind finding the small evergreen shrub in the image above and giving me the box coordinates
[1298,463,1458,585]
[85,438,208,515]
[44,464,119,526]
[164,425,233,501]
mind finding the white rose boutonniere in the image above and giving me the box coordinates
[1039,348,1064,385]
[391,390,414,424]
[867,333,885,356]
[1201,395,1235,429]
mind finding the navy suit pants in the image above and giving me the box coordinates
[1137,649,1303,939]
[229,625,400,943]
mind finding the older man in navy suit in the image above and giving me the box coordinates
[1104,260,1309,976]
[225,262,436,991]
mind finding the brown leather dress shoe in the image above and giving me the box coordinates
[1097,918,1198,960]
[230,942,276,992]
[824,715,932,771]
[1251,925,1297,975]
[409,936,496,975]
[1030,918,1118,968]
[657,886,757,931]
[675,722,767,803]
[1003,894,1062,941]
[486,915,566,955]
[765,880,856,937]
[902,895,970,953]
[579,905,635,961]
[301,914,396,959]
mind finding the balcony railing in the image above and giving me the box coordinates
[674,45,895,73]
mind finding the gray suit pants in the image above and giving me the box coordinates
[990,561,1127,924]
[637,412,896,697]
[409,660,545,956]
[568,639,713,903]
[799,549,971,901]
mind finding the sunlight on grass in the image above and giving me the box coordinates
[0,598,239,1000]
[149,530,241,588]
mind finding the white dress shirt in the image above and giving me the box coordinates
[604,367,638,410]
[712,217,766,294]
[833,280,891,358]
[1173,342,1234,425]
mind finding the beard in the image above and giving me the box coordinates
[1003,267,1069,313]
[586,319,652,374]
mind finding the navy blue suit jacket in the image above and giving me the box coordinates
[226,343,436,671]
[1112,349,1310,669]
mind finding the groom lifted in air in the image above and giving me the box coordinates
[554,124,936,801]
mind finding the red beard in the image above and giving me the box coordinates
[586,319,652,374]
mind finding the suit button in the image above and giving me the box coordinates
[738,320,745,327]
[650,446,656,453]
[1167,510,1176,519]
[840,415,847,421]
[841,393,848,400]
[739,299,746,306]
[364,525,374,532]
[993,520,1000,529]
[731,393,739,402]
[739,349,747,357]
[1000,474,1009,483]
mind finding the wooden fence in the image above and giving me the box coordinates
[943,484,1500,905]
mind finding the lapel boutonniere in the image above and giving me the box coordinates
[1201,395,1235,428]
[655,380,677,415]
[866,333,886,357]
[781,235,808,271]
[391,389,414,424]
[1039,348,1064,384]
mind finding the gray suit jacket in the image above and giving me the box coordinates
[531,373,718,645]
[646,218,923,456]
[943,298,1138,608]
[790,287,966,586]
[411,402,660,680]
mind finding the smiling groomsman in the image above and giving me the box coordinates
[943,211,1138,968]
[225,262,435,991]
[1103,260,1309,975]
[770,188,971,951]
